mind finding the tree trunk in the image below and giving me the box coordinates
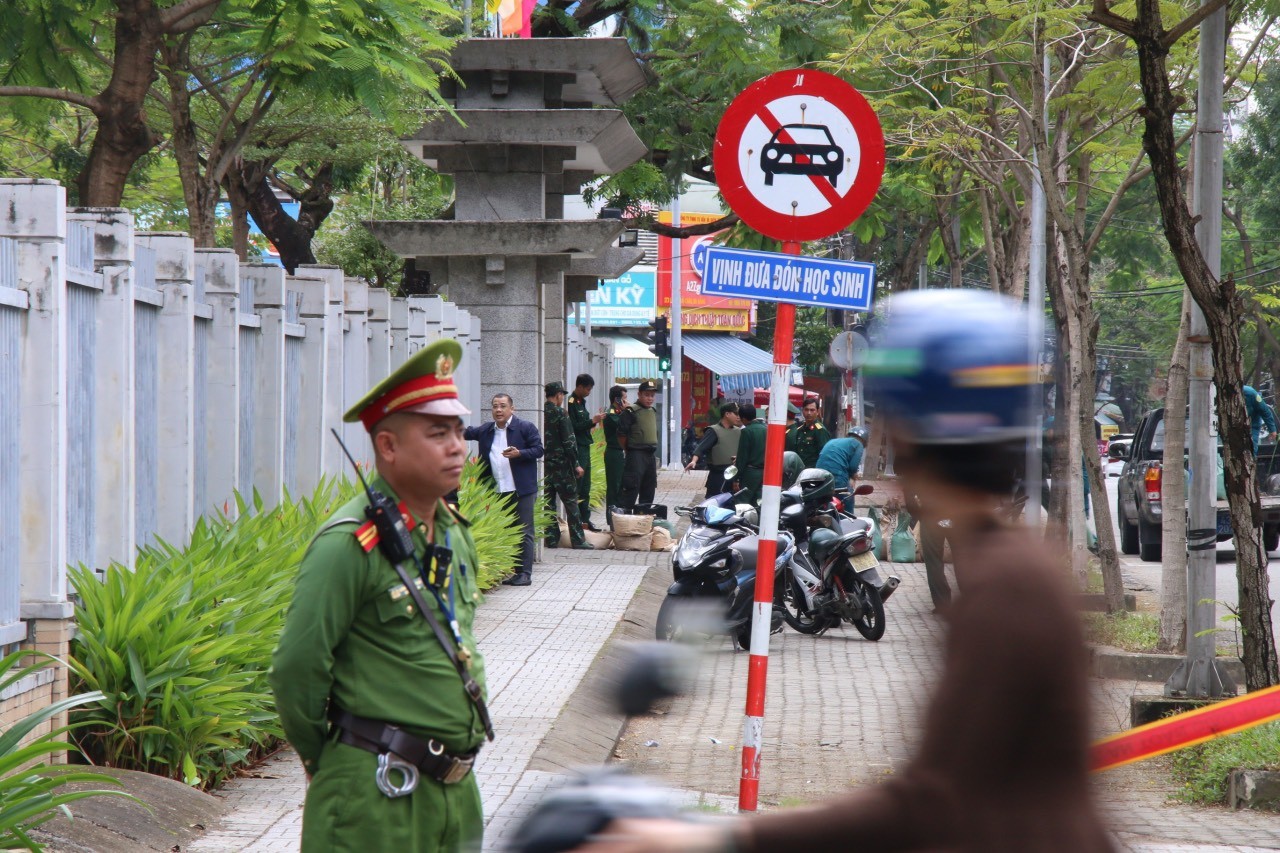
[1119,0,1279,688]
[161,45,219,247]
[76,1,165,206]
[1159,296,1191,653]
[224,173,253,261]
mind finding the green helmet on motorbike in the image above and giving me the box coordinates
[798,467,836,504]
[782,451,804,488]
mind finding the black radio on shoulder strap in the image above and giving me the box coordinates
[332,430,495,741]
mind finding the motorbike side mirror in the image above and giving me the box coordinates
[853,484,874,496]
[723,465,739,480]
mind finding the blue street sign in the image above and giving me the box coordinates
[701,246,875,312]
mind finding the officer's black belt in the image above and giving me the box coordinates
[330,708,476,785]
[628,444,657,451]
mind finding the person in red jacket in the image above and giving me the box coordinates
[580,290,1114,853]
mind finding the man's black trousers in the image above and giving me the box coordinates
[619,447,657,509]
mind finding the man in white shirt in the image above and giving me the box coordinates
[465,394,545,585]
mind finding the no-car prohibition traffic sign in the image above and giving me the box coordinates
[713,69,885,243]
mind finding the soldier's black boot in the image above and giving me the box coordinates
[503,573,532,586]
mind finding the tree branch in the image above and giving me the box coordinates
[0,86,97,111]
[161,0,225,33]
[1161,0,1231,49]
[1087,0,1138,39]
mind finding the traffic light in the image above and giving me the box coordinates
[647,315,671,372]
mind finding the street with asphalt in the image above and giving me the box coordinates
[181,470,1280,852]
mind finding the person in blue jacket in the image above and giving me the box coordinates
[815,426,869,491]
[1244,385,1278,456]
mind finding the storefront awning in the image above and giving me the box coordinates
[681,333,781,396]
[599,334,658,381]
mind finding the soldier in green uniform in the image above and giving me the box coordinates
[543,381,593,550]
[732,402,768,502]
[602,385,628,525]
[618,380,661,510]
[567,374,604,531]
[270,338,492,853]
[785,399,831,468]
[734,403,768,505]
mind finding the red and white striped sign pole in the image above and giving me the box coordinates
[713,68,885,812]
[738,244,799,811]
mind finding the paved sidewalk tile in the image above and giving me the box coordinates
[189,471,703,853]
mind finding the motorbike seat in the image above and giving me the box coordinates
[840,516,872,534]
[730,536,760,574]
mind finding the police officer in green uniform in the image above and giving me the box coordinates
[270,338,492,853]
[685,402,741,499]
[543,381,593,550]
[618,380,660,510]
[735,403,768,505]
[567,374,603,531]
[785,398,830,468]
[602,385,628,525]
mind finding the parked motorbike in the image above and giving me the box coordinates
[657,482,794,649]
[777,468,898,641]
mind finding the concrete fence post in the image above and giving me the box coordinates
[297,265,346,478]
[196,249,241,517]
[2,179,70,620]
[342,278,370,466]
[390,297,410,365]
[70,207,137,574]
[137,233,197,546]
[368,288,392,386]
[466,313,482,416]
[248,264,288,509]
[293,272,331,495]
[407,297,429,356]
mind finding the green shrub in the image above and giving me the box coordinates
[589,430,607,509]
[69,479,358,789]
[69,468,534,789]
[1170,721,1280,804]
[0,652,135,851]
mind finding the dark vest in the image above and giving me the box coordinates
[709,424,741,466]
[628,404,659,446]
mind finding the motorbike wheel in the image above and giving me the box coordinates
[781,574,831,635]
[851,581,886,641]
[654,595,683,641]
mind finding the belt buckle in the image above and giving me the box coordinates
[442,756,472,784]
[375,752,419,798]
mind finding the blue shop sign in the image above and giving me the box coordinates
[570,269,656,326]
[701,246,875,312]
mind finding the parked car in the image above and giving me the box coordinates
[1116,408,1280,561]
[1104,434,1133,477]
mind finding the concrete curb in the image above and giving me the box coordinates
[525,559,669,773]
[1092,647,1247,685]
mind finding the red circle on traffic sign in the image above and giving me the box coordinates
[714,69,885,243]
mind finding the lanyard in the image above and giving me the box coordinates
[413,531,466,653]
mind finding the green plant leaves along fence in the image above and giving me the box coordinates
[69,460,526,790]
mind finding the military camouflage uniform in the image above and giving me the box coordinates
[543,400,587,547]
[567,392,597,526]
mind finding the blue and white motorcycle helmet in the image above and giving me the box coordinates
[864,290,1041,445]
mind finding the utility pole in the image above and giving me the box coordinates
[668,195,683,469]
[1025,49,1048,527]
[1166,0,1235,699]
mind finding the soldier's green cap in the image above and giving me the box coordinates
[545,381,567,397]
[345,338,470,431]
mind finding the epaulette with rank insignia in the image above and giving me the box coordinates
[444,502,471,527]
[354,521,380,553]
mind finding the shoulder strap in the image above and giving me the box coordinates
[389,559,495,741]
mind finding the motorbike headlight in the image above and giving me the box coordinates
[708,557,727,569]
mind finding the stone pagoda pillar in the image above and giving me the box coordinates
[366,38,648,426]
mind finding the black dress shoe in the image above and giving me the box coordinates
[502,573,532,586]
[582,521,603,533]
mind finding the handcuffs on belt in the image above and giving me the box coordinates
[373,739,474,797]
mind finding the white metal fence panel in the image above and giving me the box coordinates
[66,284,98,569]
[135,303,159,547]
[238,327,257,500]
[0,303,22,626]
[67,221,94,273]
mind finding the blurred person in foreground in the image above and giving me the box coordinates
[577,290,1113,853]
